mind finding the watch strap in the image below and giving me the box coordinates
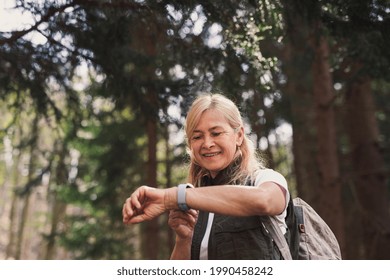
[177,183,193,211]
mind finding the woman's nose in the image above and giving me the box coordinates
[203,135,215,148]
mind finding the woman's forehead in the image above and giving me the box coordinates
[193,110,230,130]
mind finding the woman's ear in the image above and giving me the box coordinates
[236,126,244,147]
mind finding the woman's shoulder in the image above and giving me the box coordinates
[253,169,290,213]
[253,168,288,189]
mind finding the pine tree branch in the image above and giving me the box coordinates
[0,3,75,46]
[0,0,151,46]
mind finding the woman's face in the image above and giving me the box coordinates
[189,109,244,178]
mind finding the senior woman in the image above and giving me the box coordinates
[122,93,290,259]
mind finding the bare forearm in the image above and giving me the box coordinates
[170,238,192,260]
[183,183,285,216]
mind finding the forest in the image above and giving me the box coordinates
[0,0,389,260]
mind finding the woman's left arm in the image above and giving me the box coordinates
[122,182,285,224]
[184,182,286,217]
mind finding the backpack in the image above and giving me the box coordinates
[262,197,342,260]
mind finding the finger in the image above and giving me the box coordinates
[122,204,128,221]
[169,217,190,229]
[124,197,135,217]
[169,211,189,223]
[130,194,141,211]
[168,210,186,225]
[122,203,133,224]
[129,213,150,224]
[185,212,197,226]
[169,211,196,228]
[169,209,182,219]
[187,209,198,218]
[123,196,142,223]
[131,186,148,210]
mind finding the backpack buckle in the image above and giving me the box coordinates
[299,223,305,233]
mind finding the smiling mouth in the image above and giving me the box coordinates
[202,152,221,157]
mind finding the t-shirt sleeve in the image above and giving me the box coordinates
[254,169,290,210]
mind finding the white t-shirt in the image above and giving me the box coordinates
[199,168,289,260]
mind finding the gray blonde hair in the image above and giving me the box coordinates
[185,93,265,187]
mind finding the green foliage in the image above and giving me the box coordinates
[1,0,389,259]
[59,212,132,260]
[322,0,390,79]
[54,95,146,257]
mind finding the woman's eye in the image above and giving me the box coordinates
[192,135,202,140]
[211,132,223,137]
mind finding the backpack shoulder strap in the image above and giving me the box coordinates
[261,196,300,260]
[294,202,305,232]
[261,216,292,260]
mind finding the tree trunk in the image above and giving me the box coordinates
[44,197,67,259]
[14,116,39,259]
[312,35,344,251]
[164,124,175,255]
[281,0,344,253]
[344,71,390,259]
[141,117,159,259]
[281,1,321,203]
[5,194,18,259]
[131,13,163,260]
[5,146,22,259]
[43,145,67,259]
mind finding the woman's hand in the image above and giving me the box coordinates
[122,186,167,224]
[168,209,198,240]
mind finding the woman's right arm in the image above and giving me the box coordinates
[170,238,192,260]
[168,209,198,260]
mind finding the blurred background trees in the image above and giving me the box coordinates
[0,0,389,259]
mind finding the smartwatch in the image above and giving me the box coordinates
[177,183,194,211]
